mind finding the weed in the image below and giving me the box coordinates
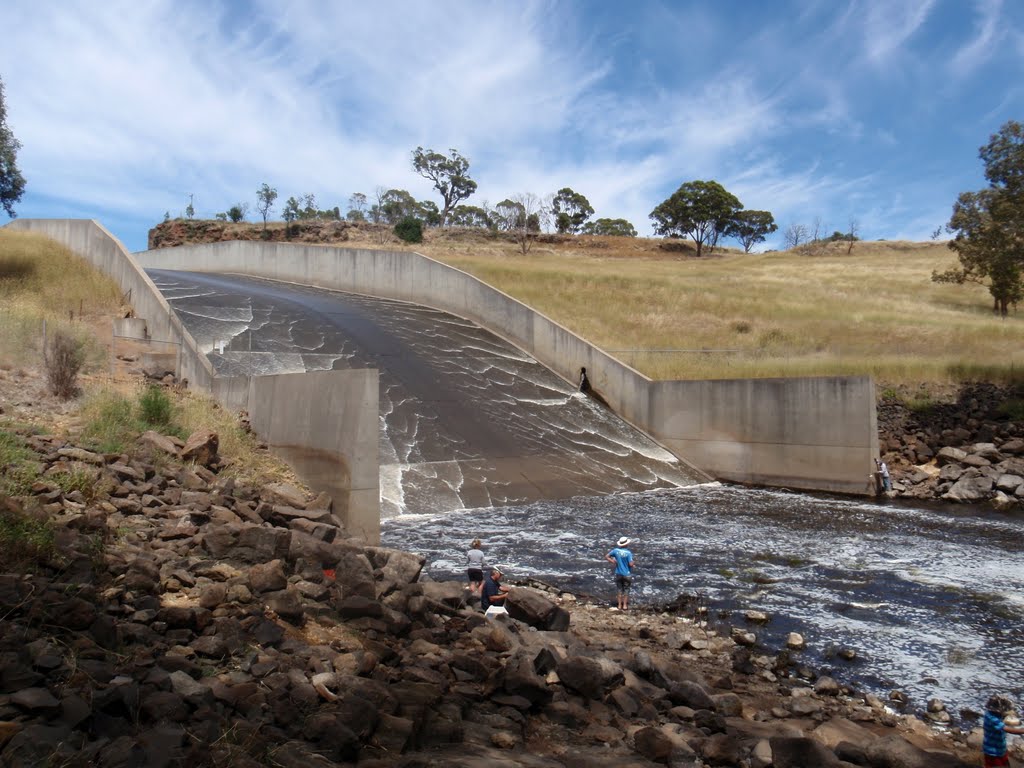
[0,502,56,571]
[81,389,138,454]
[730,319,752,334]
[905,394,935,414]
[48,469,112,503]
[44,330,85,400]
[996,399,1024,421]
[138,385,173,427]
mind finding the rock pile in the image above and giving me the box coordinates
[878,383,1024,508]
[0,426,982,766]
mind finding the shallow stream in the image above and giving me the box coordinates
[382,485,1024,724]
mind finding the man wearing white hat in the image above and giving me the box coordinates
[605,537,635,611]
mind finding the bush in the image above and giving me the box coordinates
[138,385,173,426]
[44,330,85,400]
[0,500,56,571]
[394,216,423,244]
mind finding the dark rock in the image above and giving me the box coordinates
[700,732,742,766]
[557,656,623,700]
[770,735,843,767]
[633,725,674,762]
[503,653,553,706]
[668,680,715,710]
[505,588,571,631]
[181,429,219,467]
[234,525,291,563]
[10,687,60,714]
[248,559,289,593]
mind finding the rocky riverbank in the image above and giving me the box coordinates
[0,371,994,767]
[878,382,1024,510]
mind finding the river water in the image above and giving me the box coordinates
[146,269,1024,726]
[382,485,1024,724]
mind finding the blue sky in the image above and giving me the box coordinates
[2,0,1022,252]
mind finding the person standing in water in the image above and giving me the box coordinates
[605,536,635,611]
[466,539,485,595]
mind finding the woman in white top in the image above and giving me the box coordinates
[466,539,485,595]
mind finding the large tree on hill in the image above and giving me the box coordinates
[730,209,777,253]
[580,218,637,237]
[650,180,742,257]
[551,187,594,234]
[933,120,1024,316]
[496,193,548,254]
[0,76,26,218]
[411,147,477,227]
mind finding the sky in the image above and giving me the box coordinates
[2,0,1022,253]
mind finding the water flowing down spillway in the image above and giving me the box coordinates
[147,269,707,516]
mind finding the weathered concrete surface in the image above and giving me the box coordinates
[137,240,877,495]
[4,220,382,540]
[247,369,379,543]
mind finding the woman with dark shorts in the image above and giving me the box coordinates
[466,539,485,595]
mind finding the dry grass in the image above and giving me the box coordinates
[0,230,123,366]
[76,379,297,487]
[403,234,1020,387]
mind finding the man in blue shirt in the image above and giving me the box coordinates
[605,537,635,611]
[480,566,509,612]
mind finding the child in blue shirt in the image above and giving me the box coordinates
[983,694,1024,767]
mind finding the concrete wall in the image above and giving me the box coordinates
[4,220,383,540]
[137,240,878,495]
[5,219,218,391]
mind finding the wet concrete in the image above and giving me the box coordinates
[147,270,708,516]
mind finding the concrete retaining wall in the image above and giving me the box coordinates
[136,240,878,495]
[4,220,383,540]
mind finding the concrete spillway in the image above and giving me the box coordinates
[147,269,707,516]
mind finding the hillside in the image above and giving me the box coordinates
[148,219,1020,388]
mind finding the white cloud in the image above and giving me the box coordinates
[951,0,1004,74]
[862,0,937,64]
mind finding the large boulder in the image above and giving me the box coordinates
[557,656,623,700]
[364,547,425,597]
[864,734,974,768]
[503,653,553,706]
[943,475,993,502]
[505,588,570,631]
[180,429,219,467]
[770,736,843,768]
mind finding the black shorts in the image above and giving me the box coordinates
[615,575,632,594]
[467,568,483,583]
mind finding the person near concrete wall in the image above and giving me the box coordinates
[875,458,891,493]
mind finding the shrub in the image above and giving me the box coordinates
[394,216,423,244]
[44,330,85,400]
[0,501,56,571]
[138,385,173,426]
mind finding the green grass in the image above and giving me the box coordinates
[0,503,56,571]
[0,428,42,496]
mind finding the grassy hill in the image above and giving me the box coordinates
[150,220,1023,387]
